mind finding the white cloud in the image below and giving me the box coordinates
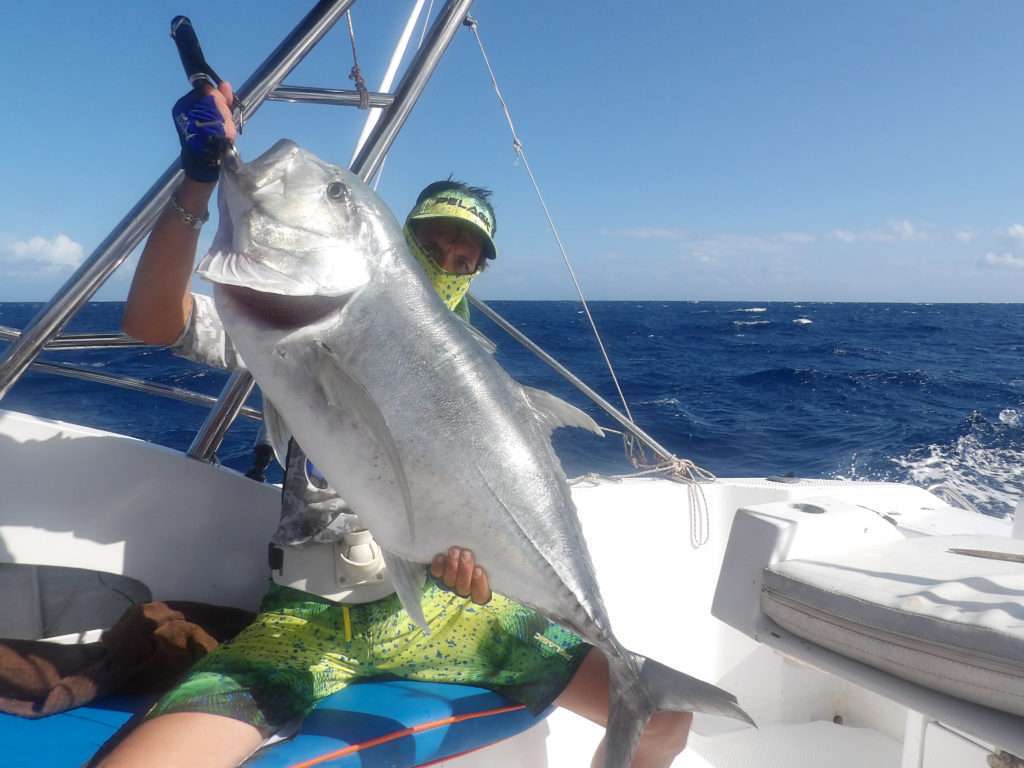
[606,226,816,261]
[605,227,690,240]
[980,252,1024,269]
[778,231,816,244]
[954,230,977,243]
[829,220,927,243]
[3,234,84,272]
[689,235,769,259]
[889,220,921,241]
[1007,224,1024,240]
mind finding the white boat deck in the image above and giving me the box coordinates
[0,407,1018,767]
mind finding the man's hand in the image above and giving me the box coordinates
[431,547,491,605]
[172,81,236,183]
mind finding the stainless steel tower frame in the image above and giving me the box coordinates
[0,0,360,400]
[0,0,476,461]
[0,0,681,468]
[188,0,475,461]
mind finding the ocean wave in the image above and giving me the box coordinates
[734,307,768,313]
[890,413,1024,516]
[733,320,771,327]
[734,366,930,390]
[900,323,945,334]
[999,409,1021,427]
[638,396,685,409]
[793,318,813,325]
[734,367,816,386]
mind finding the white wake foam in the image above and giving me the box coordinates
[891,430,1024,517]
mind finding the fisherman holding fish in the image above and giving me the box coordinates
[97,82,709,768]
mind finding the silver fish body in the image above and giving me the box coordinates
[199,139,753,765]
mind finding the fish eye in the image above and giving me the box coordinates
[326,181,349,201]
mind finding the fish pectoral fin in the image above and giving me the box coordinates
[313,344,416,540]
[381,550,430,633]
[522,386,604,437]
[260,398,293,467]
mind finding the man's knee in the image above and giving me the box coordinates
[643,710,693,757]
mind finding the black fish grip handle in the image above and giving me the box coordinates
[170,15,243,134]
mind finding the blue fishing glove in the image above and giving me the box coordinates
[172,89,227,183]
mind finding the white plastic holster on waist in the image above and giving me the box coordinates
[273,530,396,604]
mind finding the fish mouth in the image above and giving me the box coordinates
[218,284,342,330]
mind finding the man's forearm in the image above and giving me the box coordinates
[122,180,215,345]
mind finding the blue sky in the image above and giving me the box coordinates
[3,1,1024,302]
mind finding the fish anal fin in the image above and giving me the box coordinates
[260,398,293,467]
[381,550,430,633]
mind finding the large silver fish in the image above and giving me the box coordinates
[197,139,753,765]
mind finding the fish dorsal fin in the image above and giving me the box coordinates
[458,318,497,356]
[260,397,293,467]
[381,550,429,633]
[522,386,604,437]
[314,341,416,541]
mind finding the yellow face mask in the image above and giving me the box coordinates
[404,226,476,312]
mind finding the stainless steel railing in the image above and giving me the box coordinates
[192,0,476,461]
[0,0,677,475]
[0,0,359,401]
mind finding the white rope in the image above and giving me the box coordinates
[351,0,431,177]
[364,0,437,192]
[417,0,437,48]
[344,11,369,110]
[569,459,714,548]
[469,17,716,546]
[466,19,637,424]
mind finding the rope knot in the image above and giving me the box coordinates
[348,64,370,110]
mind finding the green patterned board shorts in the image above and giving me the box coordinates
[148,579,591,734]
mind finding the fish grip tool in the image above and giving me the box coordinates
[170,15,244,169]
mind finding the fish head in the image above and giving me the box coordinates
[197,140,398,314]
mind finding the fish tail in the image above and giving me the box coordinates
[602,651,756,768]
[603,655,653,768]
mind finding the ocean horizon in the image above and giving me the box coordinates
[1,300,1021,518]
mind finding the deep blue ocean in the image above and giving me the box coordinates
[1,301,1021,518]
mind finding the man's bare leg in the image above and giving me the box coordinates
[94,712,264,768]
[556,648,692,768]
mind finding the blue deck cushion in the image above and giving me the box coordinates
[1,694,153,768]
[0,682,548,768]
[245,681,547,767]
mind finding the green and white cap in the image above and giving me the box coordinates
[406,184,497,261]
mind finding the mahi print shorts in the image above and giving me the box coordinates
[148,579,591,734]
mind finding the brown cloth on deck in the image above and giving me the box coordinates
[0,601,254,718]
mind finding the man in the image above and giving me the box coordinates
[97,82,690,768]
